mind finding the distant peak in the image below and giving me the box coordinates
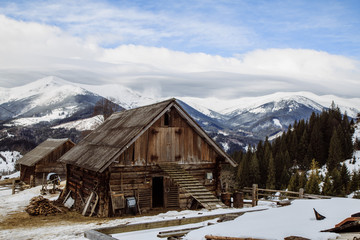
[35,76,71,86]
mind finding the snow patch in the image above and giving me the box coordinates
[0,151,22,174]
[53,115,104,131]
[5,107,78,127]
[221,142,230,152]
[273,118,282,128]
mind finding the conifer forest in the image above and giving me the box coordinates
[232,103,359,197]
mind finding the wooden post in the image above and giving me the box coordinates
[299,188,304,198]
[233,192,243,208]
[12,179,16,195]
[30,175,35,187]
[252,184,258,207]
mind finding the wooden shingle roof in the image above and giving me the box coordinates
[60,98,237,172]
[17,138,74,166]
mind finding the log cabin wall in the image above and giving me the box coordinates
[119,107,221,167]
[20,165,35,184]
[107,107,223,214]
[65,165,110,217]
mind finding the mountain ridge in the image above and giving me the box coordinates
[1,76,359,153]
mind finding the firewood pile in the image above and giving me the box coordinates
[25,196,63,216]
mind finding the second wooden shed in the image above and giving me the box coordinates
[17,138,75,186]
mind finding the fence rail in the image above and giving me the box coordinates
[242,184,331,207]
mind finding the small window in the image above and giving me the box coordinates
[164,112,170,126]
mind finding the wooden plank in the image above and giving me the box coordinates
[205,235,265,240]
[83,192,95,216]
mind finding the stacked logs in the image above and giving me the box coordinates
[25,196,63,216]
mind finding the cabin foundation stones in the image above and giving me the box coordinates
[58,98,237,217]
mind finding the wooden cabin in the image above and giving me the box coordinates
[59,99,237,217]
[17,138,75,186]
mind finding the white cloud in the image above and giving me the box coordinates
[0,14,359,99]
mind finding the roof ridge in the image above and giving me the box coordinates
[111,98,176,116]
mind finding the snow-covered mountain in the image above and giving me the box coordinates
[1,76,359,153]
[0,76,123,126]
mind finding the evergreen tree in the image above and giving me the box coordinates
[299,172,308,189]
[249,152,260,185]
[305,159,321,194]
[236,153,250,188]
[327,128,343,172]
[342,113,354,159]
[266,153,276,189]
[350,171,360,193]
[340,164,350,194]
[260,138,272,187]
[298,129,309,169]
[280,165,290,189]
[309,121,326,166]
[288,171,300,192]
[322,172,332,196]
[331,168,345,196]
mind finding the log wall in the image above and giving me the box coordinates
[117,107,221,166]
[63,165,110,217]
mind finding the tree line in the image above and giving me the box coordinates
[232,102,359,197]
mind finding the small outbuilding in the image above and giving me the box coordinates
[59,99,237,217]
[18,138,75,186]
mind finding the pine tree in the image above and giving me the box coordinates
[288,171,300,192]
[309,121,326,166]
[342,112,354,159]
[350,171,360,193]
[322,172,333,196]
[327,128,343,172]
[266,153,276,189]
[331,168,345,197]
[280,165,290,189]
[260,139,271,187]
[237,154,249,188]
[340,164,350,194]
[305,159,321,194]
[249,152,261,185]
[299,172,308,189]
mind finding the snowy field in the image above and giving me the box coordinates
[185,198,360,240]
[1,181,360,240]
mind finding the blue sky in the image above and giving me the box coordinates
[0,0,359,98]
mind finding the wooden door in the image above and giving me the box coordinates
[148,127,184,163]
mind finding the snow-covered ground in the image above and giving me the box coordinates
[0,183,268,240]
[185,198,360,240]
[1,182,360,240]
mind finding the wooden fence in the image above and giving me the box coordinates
[242,184,331,207]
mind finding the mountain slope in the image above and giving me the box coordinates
[0,76,124,126]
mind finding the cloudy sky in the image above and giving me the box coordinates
[0,0,359,99]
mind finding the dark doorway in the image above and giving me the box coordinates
[152,177,164,208]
